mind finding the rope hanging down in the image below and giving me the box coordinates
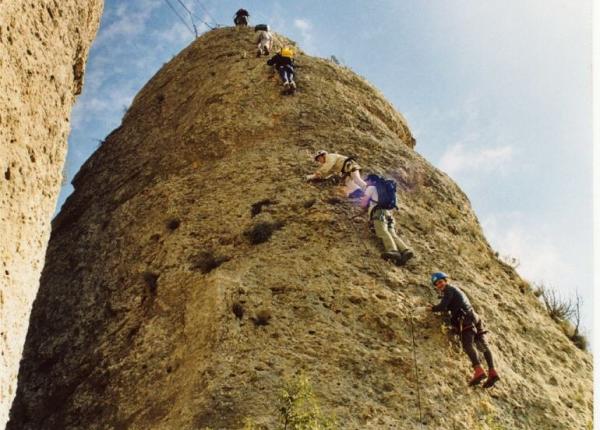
[409,315,424,426]
[174,0,199,36]
[193,0,220,28]
[175,0,217,31]
[339,205,425,426]
[163,0,195,36]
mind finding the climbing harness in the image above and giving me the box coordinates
[340,157,359,183]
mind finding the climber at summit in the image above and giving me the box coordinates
[267,46,296,94]
[256,25,273,56]
[359,174,414,265]
[233,8,249,26]
[429,272,500,388]
[306,150,367,198]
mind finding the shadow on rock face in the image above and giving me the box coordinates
[189,251,231,274]
[244,221,284,245]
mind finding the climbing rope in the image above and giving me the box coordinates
[174,0,199,36]
[176,0,218,31]
[193,0,220,28]
[164,0,217,36]
[409,315,424,425]
[339,202,426,427]
[164,0,196,36]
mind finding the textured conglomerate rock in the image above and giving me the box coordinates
[8,27,592,429]
[0,2,103,427]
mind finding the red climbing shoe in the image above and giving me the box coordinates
[469,366,486,386]
[483,368,500,388]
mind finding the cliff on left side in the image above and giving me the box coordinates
[0,2,103,427]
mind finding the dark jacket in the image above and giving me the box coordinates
[267,53,294,70]
[233,9,249,25]
[431,284,475,324]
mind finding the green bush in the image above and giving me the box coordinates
[243,417,258,430]
[279,374,337,430]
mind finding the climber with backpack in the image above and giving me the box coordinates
[266,46,296,94]
[359,174,414,265]
[233,9,249,26]
[255,25,273,57]
[306,150,367,198]
[429,272,500,388]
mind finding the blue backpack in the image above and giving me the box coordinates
[374,177,398,210]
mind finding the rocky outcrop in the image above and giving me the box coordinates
[8,27,591,429]
[0,1,103,427]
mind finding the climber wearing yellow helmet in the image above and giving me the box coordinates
[266,46,297,94]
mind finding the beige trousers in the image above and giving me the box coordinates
[371,208,410,253]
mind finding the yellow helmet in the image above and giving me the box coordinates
[281,46,294,58]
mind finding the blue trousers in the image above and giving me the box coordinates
[278,66,294,84]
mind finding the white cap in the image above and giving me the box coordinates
[314,150,327,160]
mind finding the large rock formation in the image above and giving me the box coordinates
[0,1,103,427]
[8,27,592,429]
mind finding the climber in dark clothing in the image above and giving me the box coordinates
[430,272,500,388]
[233,9,249,26]
[267,47,296,93]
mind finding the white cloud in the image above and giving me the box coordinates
[438,142,514,176]
[293,19,311,31]
[483,214,566,284]
[96,0,162,45]
[71,87,135,130]
[293,18,315,54]
[432,1,591,116]
[481,213,592,332]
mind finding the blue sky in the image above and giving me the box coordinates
[59,0,593,332]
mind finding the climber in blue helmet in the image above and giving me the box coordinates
[430,272,500,388]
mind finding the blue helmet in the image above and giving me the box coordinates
[431,272,449,285]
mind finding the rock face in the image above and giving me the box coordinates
[0,1,103,427]
[8,27,591,429]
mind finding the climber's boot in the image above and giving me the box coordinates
[382,251,404,265]
[483,368,500,388]
[399,249,414,265]
[469,365,486,386]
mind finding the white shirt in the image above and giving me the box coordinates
[257,31,272,42]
